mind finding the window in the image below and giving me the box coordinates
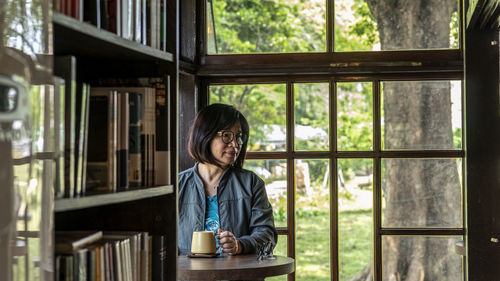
[208,78,464,281]
[206,0,459,54]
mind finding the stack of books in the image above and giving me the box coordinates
[55,231,167,281]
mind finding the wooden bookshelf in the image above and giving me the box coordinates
[52,0,179,279]
[55,185,174,212]
[53,12,174,63]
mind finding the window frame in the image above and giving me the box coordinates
[202,73,466,281]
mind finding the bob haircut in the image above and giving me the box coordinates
[187,103,249,170]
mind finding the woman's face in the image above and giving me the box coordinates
[210,122,242,168]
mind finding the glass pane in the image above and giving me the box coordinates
[246,159,287,228]
[209,84,286,152]
[382,236,464,281]
[267,235,288,281]
[334,0,459,51]
[337,82,373,151]
[382,158,462,228]
[207,0,326,54]
[338,159,373,281]
[295,159,330,281]
[381,80,462,150]
[294,83,329,151]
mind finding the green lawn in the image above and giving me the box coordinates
[269,209,372,281]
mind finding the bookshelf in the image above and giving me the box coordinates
[54,185,174,212]
[52,0,179,279]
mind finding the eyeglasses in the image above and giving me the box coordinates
[217,130,247,145]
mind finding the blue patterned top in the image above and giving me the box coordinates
[205,195,221,250]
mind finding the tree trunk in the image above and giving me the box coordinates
[351,1,461,281]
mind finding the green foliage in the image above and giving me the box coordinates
[450,11,460,48]
[348,0,379,48]
[211,0,325,53]
[453,128,462,149]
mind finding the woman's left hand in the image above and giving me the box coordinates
[217,228,242,255]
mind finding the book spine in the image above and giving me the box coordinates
[118,93,130,191]
[53,77,65,199]
[53,56,77,198]
[160,0,166,51]
[80,84,91,196]
[154,76,169,185]
[151,236,166,281]
[128,93,142,187]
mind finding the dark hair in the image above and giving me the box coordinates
[187,103,249,169]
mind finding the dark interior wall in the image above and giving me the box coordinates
[180,0,197,63]
[465,29,500,280]
[179,72,197,171]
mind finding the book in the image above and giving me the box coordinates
[106,0,121,35]
[159,0,166,51]
[54,56,77,198]
[55,231,103,253]
[102,231,146,281]
[122,0,133,40]
[117,93,130,191]
[153,76,170,185]
[128,92,142,187]
[83,0,101,27]
[151,235,167,281]
[86,89,118,193]
[75,82,90,197]
[53,76,66,199]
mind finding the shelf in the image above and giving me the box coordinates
[53,12,174,63]
[55,185,174,212]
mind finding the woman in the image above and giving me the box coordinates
[178,103,277,255]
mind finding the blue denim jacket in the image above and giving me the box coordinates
[178,163,277,254]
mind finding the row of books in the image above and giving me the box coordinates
[53,0,167,51]
[55,231,167,281]
[54,56,171,198]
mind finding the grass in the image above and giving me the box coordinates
[268,209,372,281]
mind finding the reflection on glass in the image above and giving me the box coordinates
[2,0,51,59]
[337,82,373,151]
[209,84,286,152]
[294,83,329,151]
[267,235,288,281]
[295,159,330,281]
[382,236,464,281]
[206,0,326,54]
[0,86,18,112]
[246,159,287,228]
[338,159,373,281]
[381,80,462,150]
[334,0,459,51]
[382,158,462,228]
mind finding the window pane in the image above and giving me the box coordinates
[209,84,286,152]
[382,236,464,281]
[295,159,330,280]
[381,80,462,150]
[207,0,326,54]
[338,159,373,281]
[246,159,288,228]
[382,158,462,228]
[267,235,288,281]
[294,83,329,151]
[334,0,459,51]
[337,82,373,151]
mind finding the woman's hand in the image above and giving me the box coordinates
[217,228,242,255]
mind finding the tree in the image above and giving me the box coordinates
[349,1,462,281]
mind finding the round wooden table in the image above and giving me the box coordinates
[177,254,295,280]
